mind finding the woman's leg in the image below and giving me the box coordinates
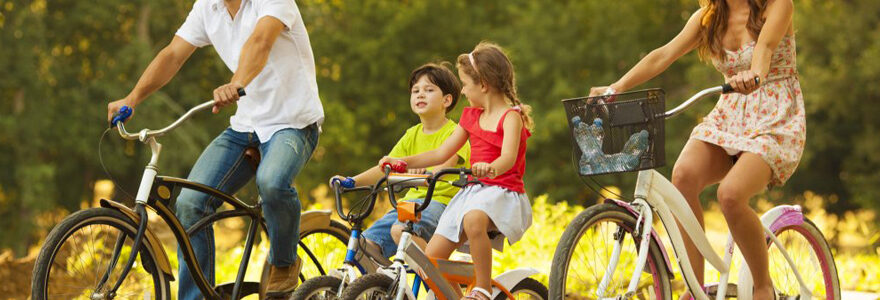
[672,139,733,299]
[716,153,773,300]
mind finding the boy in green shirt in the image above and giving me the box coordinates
[331,63,470,261]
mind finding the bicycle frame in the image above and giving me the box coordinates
[370,169,538,300]
[589,85,813,300]
[97,98,334,300]
[596,169,813,300]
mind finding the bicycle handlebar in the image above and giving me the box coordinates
[112,88,246,141]
[385,167,474,213]
[663,77,759,119]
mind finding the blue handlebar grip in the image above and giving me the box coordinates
[332,177,356,189]
[110,106,133,128]
[237,88,246,97]
[340,177,355,188]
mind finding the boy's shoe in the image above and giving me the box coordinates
[355,237,392,272]
[265,256,302,298]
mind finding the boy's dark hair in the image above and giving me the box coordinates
[408,62,461,113]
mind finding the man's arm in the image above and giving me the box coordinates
[107,36,197,121]
[211,16,285,113]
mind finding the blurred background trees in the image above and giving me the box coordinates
[1,0,878,255]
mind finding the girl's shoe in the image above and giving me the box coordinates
[463,289,491,300]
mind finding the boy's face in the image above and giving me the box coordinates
[410,75,450,116]
[458,69,481,107]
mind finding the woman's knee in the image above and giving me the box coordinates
[671,163,705,192]
[716,183,749,216]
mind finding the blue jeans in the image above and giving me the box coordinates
[175,125,318,300]
[361,198,446,258]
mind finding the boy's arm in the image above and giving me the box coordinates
[383,125,469,169]
[349,166,386,187]
[487,111,524,176]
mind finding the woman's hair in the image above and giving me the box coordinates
[456,42,534,131]
[409,62,462,113]
[697,0,766,60]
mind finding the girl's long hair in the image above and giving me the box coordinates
[457,42,534,131]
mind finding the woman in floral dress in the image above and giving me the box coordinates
[589,0,803,299]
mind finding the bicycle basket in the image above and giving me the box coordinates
[561,89,665,177]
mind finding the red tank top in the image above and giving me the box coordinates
[459,107,531,193]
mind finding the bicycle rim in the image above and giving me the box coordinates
[554,205,669,299]
[298,220,351,279]
[769,219,840,299]
[39,212,164,299]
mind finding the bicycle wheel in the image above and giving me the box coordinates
[496,277,548,300]
[31,207,171,300]
[290,275,344,300]
[768,218,840,299]
[549,203,672,300]
[298,220,351,280]
[340,273,395,300]
[260,219,351,298]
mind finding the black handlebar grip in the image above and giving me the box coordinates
[721,77,760,94]
[237,88,246,97]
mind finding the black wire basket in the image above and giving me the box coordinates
[562,89,666,178]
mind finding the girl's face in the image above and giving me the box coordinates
[458,69,484,107]
[410,75,450,116]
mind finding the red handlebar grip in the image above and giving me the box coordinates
[382,161,408,173]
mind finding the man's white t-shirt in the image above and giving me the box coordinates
[176,0,323,142]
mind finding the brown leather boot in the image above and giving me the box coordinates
[265,256,302,298]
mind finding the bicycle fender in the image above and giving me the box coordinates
[491,268,539,298]
[300,210,332,233]
[605,199,675,276]
[736,205,805,300]
[99,199,175,281]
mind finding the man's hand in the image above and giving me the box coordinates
[108,97,137,122]
[213,82,244,113]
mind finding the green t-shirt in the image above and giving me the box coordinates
[388,120,470,205]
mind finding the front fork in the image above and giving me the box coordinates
[95,137,161,299]
[595,198,653,300]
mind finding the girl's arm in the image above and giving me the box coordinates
[591,9,704,96]
[730,0,793,93]
[482,111,523,177]
[348,149,462,186]
[379,125,469,169]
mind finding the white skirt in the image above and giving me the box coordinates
[433,184,532,253]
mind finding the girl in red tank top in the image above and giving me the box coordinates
[378,42,535,300]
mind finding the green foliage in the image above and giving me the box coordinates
[2,0,879,256]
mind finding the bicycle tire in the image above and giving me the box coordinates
[290,275,344,300]
[768,217,840,299]
[340,273,395,300]
[31,207,171,300]
[549,203,672,299]
[495,277,548,300]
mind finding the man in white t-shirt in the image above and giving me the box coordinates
[106,0,323,298]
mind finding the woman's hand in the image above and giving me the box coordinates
[407,168,426,175]
[589,86,613,97]
[727,70,762,95]
[471,162,497,179]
